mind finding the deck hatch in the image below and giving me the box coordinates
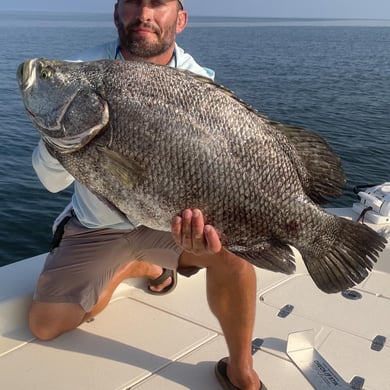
[371,335,386,351]
[341,290,362,300]
[251,338,264,355]
[349,376,365,390]
[278,304,294,318]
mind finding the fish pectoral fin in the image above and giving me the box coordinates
[229,240,296,274]
[99,147,145,189]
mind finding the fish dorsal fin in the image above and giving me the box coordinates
[178,68,259,114]
[180,69,345,203]
[98,147,145,189]
[269,122,346,203]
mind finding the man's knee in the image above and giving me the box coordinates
[29,301,86,341]
[29,318,59,341]
[219,251,256,279]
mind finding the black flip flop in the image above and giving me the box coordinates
[215,357,266,390]
[147,268,177,295]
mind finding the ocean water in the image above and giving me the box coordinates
[0,12,389,266]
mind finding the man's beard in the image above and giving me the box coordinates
[117,20,177,59]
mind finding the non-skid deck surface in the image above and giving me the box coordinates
[1,209,389,389]
[1,264,389,389]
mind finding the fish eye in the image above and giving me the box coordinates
[40,67,53,80]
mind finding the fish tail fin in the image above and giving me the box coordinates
[301,218,387,293]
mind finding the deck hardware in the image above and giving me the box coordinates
[341,290,362,300]
[350,376,365,390]
[287,330,352,389]
[251,338,264,355]
[371,335,386,351]
[278,304,294,318]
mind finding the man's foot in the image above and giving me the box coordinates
[215,358,264,390]
[115,261,177,295]
[148,268,177,295]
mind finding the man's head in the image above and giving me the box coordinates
[114,0,188,64]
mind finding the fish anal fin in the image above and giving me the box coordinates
[229,240,296,275]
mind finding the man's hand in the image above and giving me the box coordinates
[171,209,222,255]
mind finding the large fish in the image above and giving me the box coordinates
[17,58,386,293]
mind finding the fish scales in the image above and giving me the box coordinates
[17,58,387,293]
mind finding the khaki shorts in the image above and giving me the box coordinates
[33,216,185,312]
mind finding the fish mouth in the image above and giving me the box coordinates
[16,58,76,131]
[17,59,37,91]
[17,58,78,131]
[16,61,38,119]
[17,58,110,153]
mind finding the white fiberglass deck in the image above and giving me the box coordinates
[0,208,389,389]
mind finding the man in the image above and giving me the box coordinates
[30,1,262,389]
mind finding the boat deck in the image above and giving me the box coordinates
[1,208,389,389]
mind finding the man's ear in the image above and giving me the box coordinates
[114,3,119,27]
[176,10,188,34]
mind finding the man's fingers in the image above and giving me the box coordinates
[190,209,206,253]
[180,209,193,249]
[171,209,222,255]
[171,215,182,245]
[204,224,222,254]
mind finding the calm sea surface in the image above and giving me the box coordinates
[0,12,389,266]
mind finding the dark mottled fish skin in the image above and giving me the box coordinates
[17,58,387,293]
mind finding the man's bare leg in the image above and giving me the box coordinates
[173,209,260,390]
[29,261,172,341]
[30,208,260,389]
[87,260,172,319]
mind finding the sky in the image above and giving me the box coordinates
[1,0,390,19]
